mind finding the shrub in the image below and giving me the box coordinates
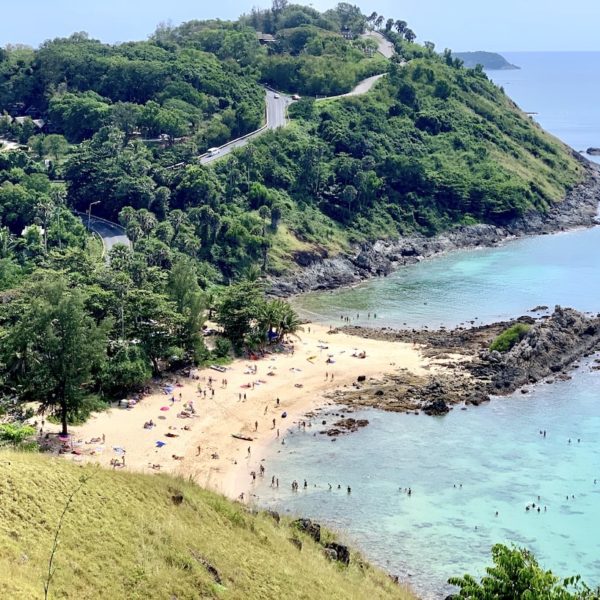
[490,323,531,353]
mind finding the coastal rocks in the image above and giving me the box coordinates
[484,306,600,394]
[423,399,450,416]
[266,510,281,524]
[321,418,369,436]
[324,542,351,566]
[293,518,321,543]
[269,165,600,296]
[330,307,600,420]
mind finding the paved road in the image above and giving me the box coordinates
[317,73,387,102]
[200,90,291,165]
[85,215,131,253]
[362,31,395,59]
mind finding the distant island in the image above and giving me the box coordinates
[452,51,520,70]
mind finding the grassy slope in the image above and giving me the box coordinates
[0,453,414,600]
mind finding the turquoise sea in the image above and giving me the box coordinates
[256,53,600,598]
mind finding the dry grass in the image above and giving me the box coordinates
[0,453,416,600]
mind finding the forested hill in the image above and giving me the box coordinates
[452,51,519,70]
[0,1,585,290]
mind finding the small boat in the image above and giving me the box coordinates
[231,434,254,442]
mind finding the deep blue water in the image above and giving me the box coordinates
[257,53,600,598]
[492,52,600,166]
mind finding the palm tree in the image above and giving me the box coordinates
[137,209,157,237]
[0,227,16,259]
[118,206,137,229]
[394,20,407,34]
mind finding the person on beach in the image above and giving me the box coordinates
[255,421,258,431]
[196,445,201,456]
[272,418,276,429]
[276,429,280,438]
[247,446,251,456]
[271,476,275,487]
[276,478,279,488]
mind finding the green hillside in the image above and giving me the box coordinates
[0,453,413,600]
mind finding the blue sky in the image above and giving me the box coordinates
[1,0,598,51]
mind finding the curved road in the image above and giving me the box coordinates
[200,90,291,166]
[85,215,131,253]
[362,31,395,59]
[92,34,398,245]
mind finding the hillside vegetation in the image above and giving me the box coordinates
[0,3,587,421]
[0,453,413,600]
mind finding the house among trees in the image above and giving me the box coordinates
[256,32,276,45]
[341,28,355,40]
[13,116,45,130]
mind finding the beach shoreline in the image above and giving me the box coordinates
[53,323,440,502]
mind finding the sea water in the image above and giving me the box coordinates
[256,366,600,598]
[257,53,600,597]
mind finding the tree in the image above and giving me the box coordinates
[42,134,69,161]
[102,344,151,395]
[125,290,184,374]
[3,278,110,435]
[374,15,384,30]
[394,20,407,34]
[385,18,394,33]
[215,281,263,351]
[448,544,599,599]
[404,28,416,43]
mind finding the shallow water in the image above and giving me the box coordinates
[294,225,600,329]
[263,53,600,598]
[256,365,600,598]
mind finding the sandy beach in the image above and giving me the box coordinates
[62,323,440,501]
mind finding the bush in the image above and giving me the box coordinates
[490,323,531,353]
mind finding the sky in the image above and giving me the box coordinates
[0,0,598,52]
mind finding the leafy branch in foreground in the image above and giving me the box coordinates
[448,544,600,599]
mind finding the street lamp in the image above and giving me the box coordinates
[87,201,101,230]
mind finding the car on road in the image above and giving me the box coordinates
[273,93,280,99]
[207,147,220,157]
[292,94,301,100]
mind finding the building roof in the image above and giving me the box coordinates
[256,32,276,43]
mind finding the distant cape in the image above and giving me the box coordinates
[452,51,520,70]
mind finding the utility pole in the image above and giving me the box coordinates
[87,200,101,231]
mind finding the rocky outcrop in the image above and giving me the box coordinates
[321,417,369,436]
[476,306,600,393]
[587,147,600,156]
[293,518,321,543]
[328,307,600,418]
[325,542,351,565]
[269,166,600,296]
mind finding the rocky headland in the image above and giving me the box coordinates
[270,163,600,297]
[324,306,600,417]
